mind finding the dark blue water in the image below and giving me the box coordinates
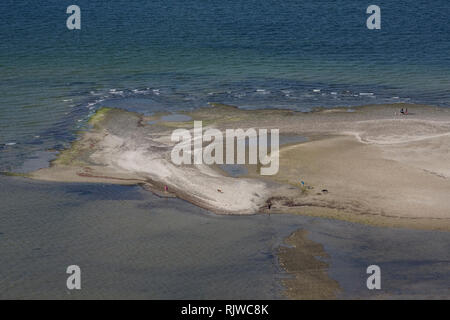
[1,1,449,170]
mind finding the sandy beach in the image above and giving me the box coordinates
[28,103,450,230]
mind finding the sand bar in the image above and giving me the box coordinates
[28,103,450,230]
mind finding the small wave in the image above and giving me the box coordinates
[132,88,152,94]
[109,89,124,95]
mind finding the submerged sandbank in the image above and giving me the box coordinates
[277,229,340,299]
[28,103,450,230]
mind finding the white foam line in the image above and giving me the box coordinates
[343,131,450,145]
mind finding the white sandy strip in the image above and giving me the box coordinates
[343,130,450,145]
[340,119,450,145]
[90,133,270,214]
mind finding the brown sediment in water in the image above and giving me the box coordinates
[27,103,450,229]
[277,229,340,299]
